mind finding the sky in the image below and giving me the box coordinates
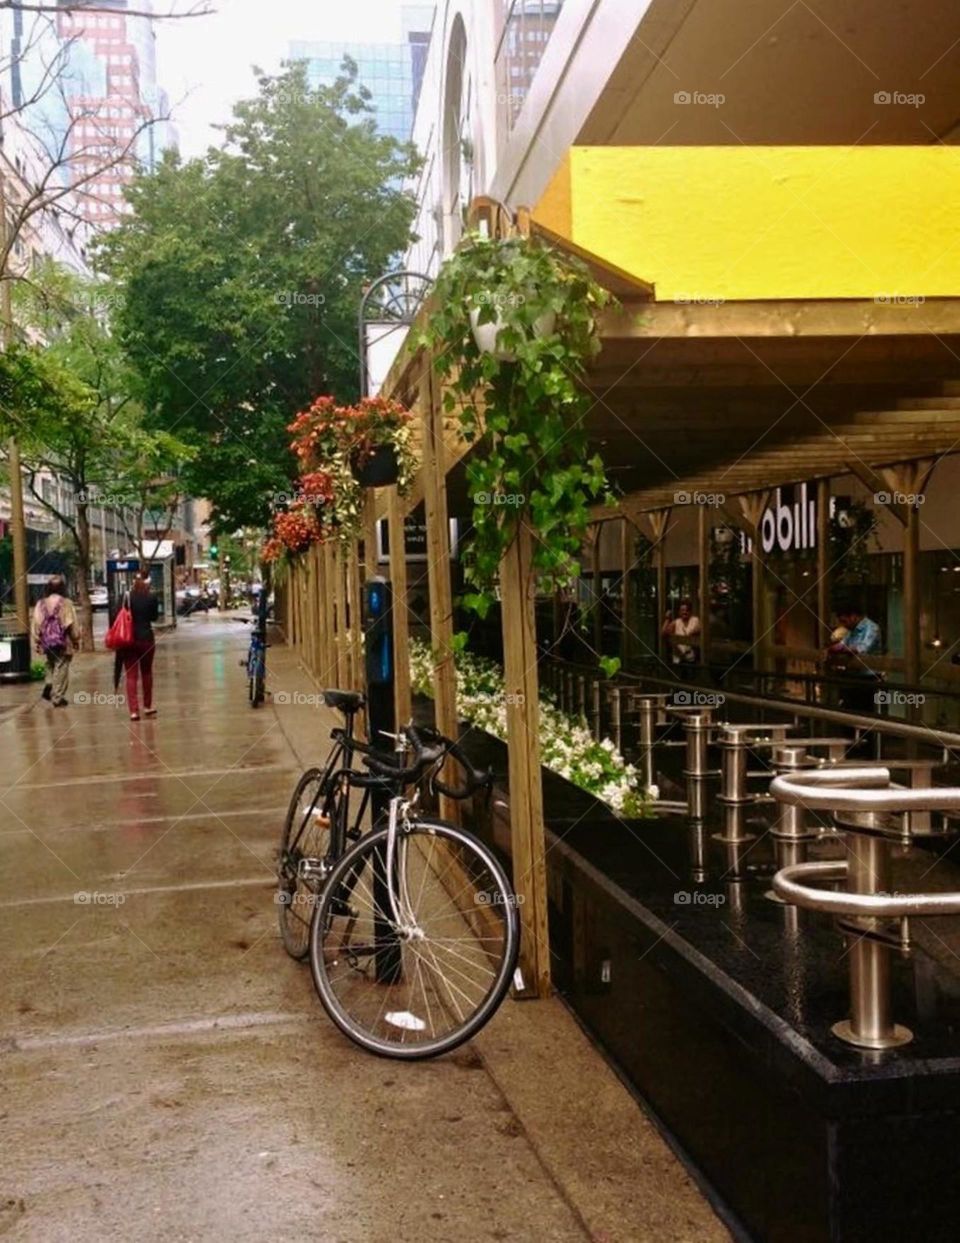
[156,0,416,157]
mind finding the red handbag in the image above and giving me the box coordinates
[105,593,134,650]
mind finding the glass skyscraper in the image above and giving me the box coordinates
[290,5,434,144]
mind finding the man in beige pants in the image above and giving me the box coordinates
[31,575,81,707]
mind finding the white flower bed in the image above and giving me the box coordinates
[410,639,652,820]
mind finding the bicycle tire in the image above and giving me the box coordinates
[277,767,337,959]
[309,819,520,1059]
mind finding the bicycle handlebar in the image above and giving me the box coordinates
[357,723,492,800]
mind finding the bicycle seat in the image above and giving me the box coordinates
[323,689,366,715]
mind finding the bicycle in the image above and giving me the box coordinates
[306,723,521,1059]
[242,591,269,708]
[276,688,372,959]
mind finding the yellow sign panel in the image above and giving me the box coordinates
[534,147,960,302]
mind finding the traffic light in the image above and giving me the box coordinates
[210,543,219,562]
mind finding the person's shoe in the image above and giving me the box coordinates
[143,707,157,717]
[53,700,68,708]
[41,685,52,701]
[130,712,140,721]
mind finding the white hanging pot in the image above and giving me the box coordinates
[469,306,556,361]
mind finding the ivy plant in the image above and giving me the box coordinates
[418,232,613,614]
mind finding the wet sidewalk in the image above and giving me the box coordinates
[0,616,728,1242]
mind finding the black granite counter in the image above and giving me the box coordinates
[422,704,960,1242]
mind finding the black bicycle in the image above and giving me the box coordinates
[305,722,520,1059]
[276,689,372,958]
[241,590,270,708]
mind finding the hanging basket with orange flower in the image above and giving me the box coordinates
[286,393,416,538]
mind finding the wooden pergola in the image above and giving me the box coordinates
[281,156,960,995]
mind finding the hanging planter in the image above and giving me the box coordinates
[417,230,614,616]
[286,394,416,534]
[468,305,556,361]
[352,441,400,487]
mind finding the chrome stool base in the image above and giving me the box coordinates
[831,1019,913,1050]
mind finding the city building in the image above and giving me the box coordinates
[290,4,435,144]
[0,1,189,610]
[53,0,176,229]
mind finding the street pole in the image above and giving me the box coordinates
[0,167,28,630]
[6,437,28,628]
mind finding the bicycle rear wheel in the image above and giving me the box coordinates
[309,820,520,1059]
[277,767,336,959]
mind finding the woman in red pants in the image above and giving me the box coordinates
[123,573,160,721]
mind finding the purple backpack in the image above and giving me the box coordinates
[39,599,68,654]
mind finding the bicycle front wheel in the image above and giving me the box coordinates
[309,820,520,1059]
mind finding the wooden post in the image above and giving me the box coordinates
[348,539,364,690]
[387,486,412,726]
[647,509,671,662]
[697,504,711,668]
[620,516,632,666]
[903,485,920,691]
[591,523,603,656]
[501,522,551,998]
[420,370,459,821]
[304,546,315,677]
[323,539,338,686]
[737,491,772,674]
[362,491,379,581]
[816,478,831,647]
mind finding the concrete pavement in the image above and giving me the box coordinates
[0,614,728,1242]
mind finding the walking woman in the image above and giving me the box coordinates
[32,575,80,707]
[122,572,160,721]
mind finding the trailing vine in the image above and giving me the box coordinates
[830,497,879,587]
[417,232,613,615]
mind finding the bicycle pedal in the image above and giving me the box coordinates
[297,858,327,881]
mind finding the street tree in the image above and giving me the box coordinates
[98,60,420,531]
[1,265,193,646]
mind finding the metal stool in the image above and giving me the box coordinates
[771,767,960,1050]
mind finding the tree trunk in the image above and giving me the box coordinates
[75,502,95,652]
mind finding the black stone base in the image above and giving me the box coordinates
[436,710,960,1243]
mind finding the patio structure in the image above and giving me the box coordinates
[273,148,960,1237]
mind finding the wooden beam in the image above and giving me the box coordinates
[816,478,831,648]
[598,299,960,341]
[387,486,412,727]
[420,368,459,822]
[501,521,551,999]
[845,461,908,526]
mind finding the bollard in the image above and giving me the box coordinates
[770,746,821,841]
[836,813,909,1049]
[713,801,757,845]
[718,727,751,805]
[717,724,792,805]
[608,685,622,753]
[637,695,658,791]
[768,767,960,1049]
[683,713,715,821]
